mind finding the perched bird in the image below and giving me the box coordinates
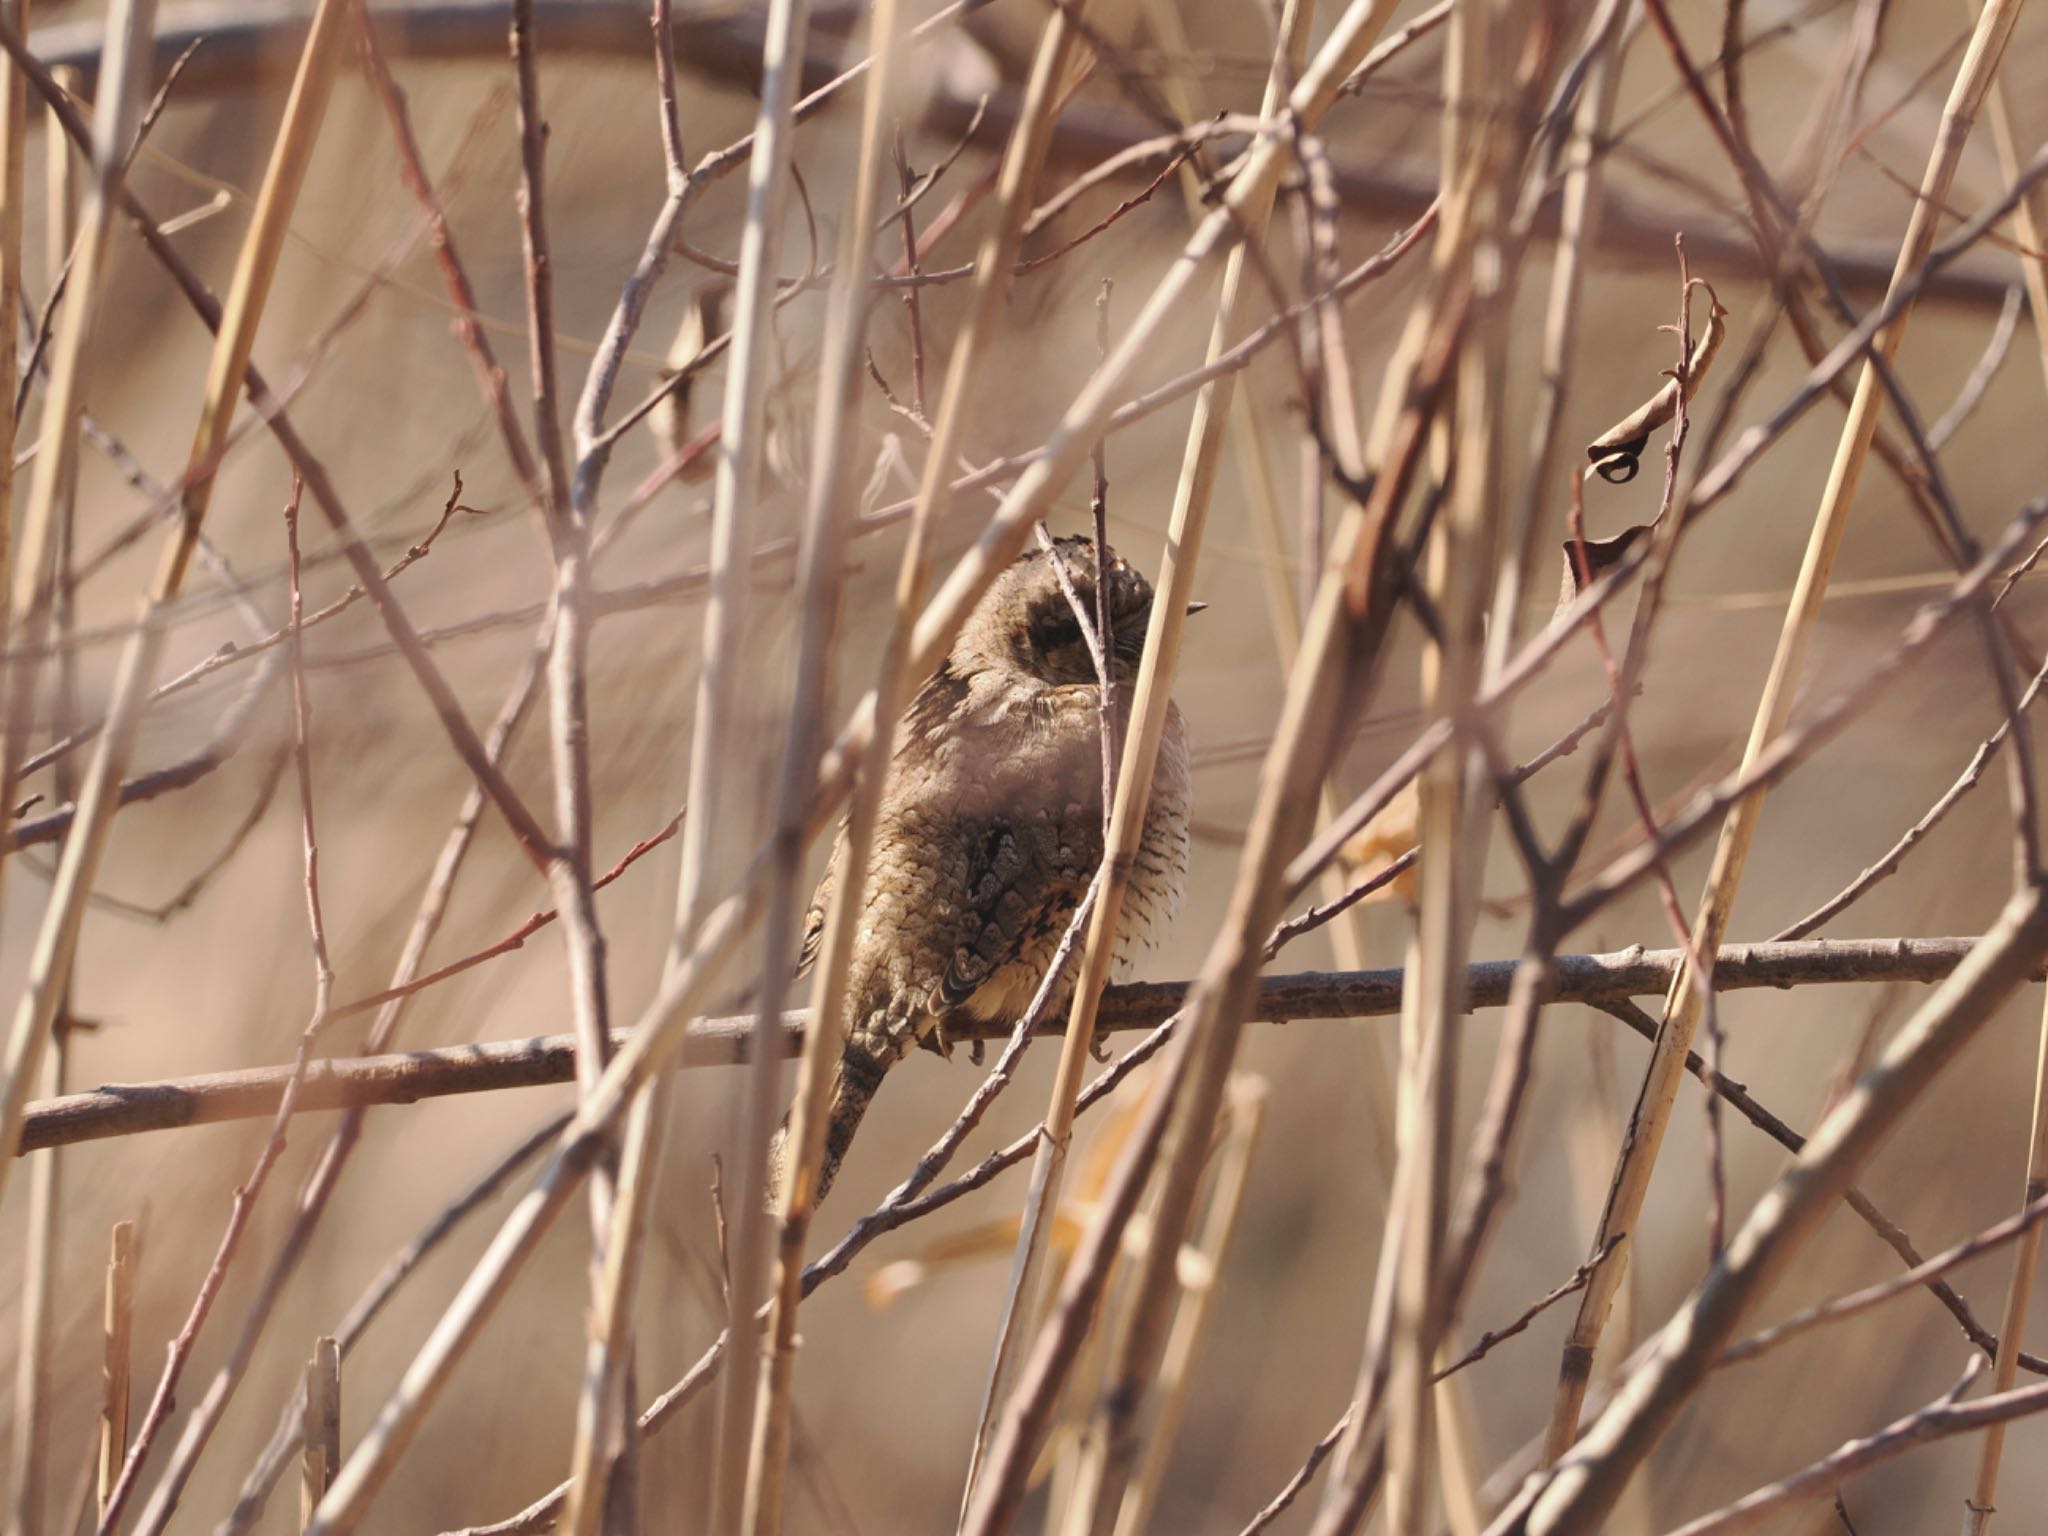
[779,536,1191,1201]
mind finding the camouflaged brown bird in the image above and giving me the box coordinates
[775,536,1191,1201]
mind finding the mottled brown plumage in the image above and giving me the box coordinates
[782,537,1190,1201]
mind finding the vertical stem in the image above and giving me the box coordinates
[1382,3,1520,1525]
[0,0,24,945]
[1108,1077,1268,1536]
[8,69,83,1536]
[699,4,815,1533]
[1542,0,2031,1462]
[1963,5,2048,1524]
[98,1221,136,1521]
[511,0,570,521]
[300,1339,340,1532]
[513,0,638,1519]
[1521,885,2048,1534]
[1977,14,2048,398]
[0,0,154,1220]
[4,915,57,1536]
[977,6,1376,1522]
[1964,988,2048,1534]
[741,8,901,1530]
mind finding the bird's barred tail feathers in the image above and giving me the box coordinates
[767,1038,891,1207]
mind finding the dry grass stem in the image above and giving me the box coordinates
[1107,1075,1268,1536]
[982,0,1330,1520]
[1376,4,1530,1525]
[230,1114,568,1528]
[733,3,905,1533]
[5,6,2046,1532]
[0,0,27,963]
[1666,1374,2048,1536]
[1958,9,2048,1527]
[299,1339,339,1531]
[0,0,156,1218]
[1542,0,2032,1458]
[685,3,826,1532]
[1963,991,2048,1534]
[6,90,66,1481]
[4,992,59,1536]
[1978,18,2048,399]
[534,0,690,1521]
[96,1219,134,1520]
[1510,882,2048,1532]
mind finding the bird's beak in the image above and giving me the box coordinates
[1185,601,1209,616]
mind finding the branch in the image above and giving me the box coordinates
[21,938,2033,1156]
[25,3,2014,309]
[1507,883,2048,1534]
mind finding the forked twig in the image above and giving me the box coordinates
[1542,0,2034,1456]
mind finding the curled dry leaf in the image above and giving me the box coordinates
[1336,777,1420,904]
[1556,524,1651,619]
[861,1094,1146,1310]
[649,283,726,479]
[1584,279,1728,484]
[864,1211,1087,1309]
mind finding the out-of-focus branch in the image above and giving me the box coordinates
[20,937,2034,1155]
[26,0,2013,308]
[1508,883,2048,1534]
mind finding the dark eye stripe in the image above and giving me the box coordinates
[1035,613,1085,651]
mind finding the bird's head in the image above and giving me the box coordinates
[951,535,1159,687]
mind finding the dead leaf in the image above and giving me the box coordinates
[1336,778,1420,905]
[1584,281,1728,484]
[1557,526,1651,617]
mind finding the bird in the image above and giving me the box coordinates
[775,535,1192,1203]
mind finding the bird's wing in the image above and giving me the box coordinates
[795,829,844,981]
[936,815,1091,1014]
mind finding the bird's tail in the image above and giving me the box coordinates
[767,1036,892,1207]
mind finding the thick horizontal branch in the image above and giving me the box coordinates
[19,938,2026,1155]
[29,1,2009,309]
[32,0,847,93]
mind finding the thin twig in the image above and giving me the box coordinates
[1508,883,2048,1533]
[1719,1191,2048,1369]
[352,5,545,506]
[971,2,1337,1521]
[1434,1238,1624,1385]
[96,1220,135,1521]
[232,1113,569,1527]
[1666,1374,2048,1536]
[0,0,159,1230]
[737,4,903,1530]
[118,476,343,1536]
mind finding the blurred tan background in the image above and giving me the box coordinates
[4,1,2048,1531]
